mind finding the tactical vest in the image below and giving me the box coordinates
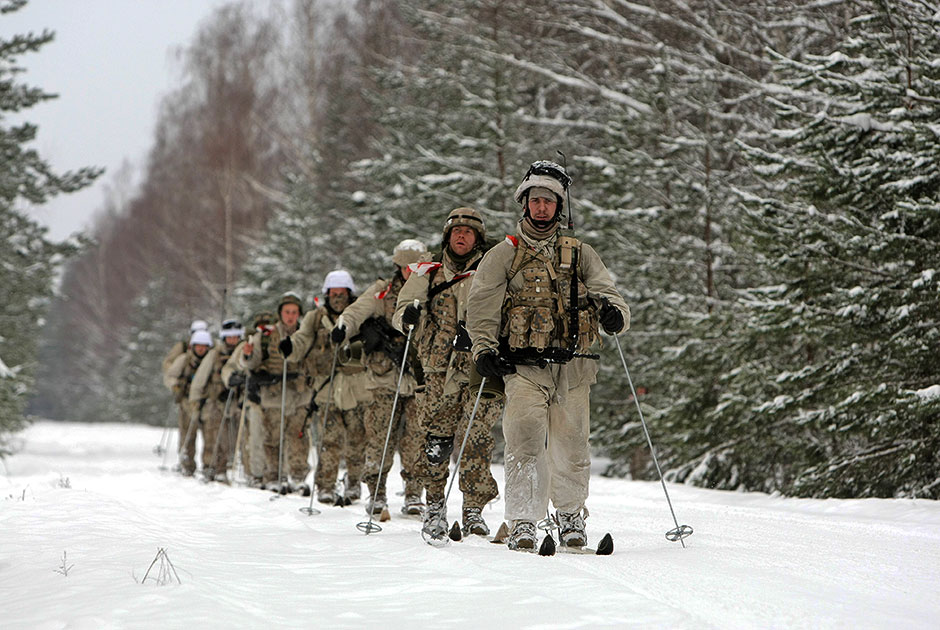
[501,233,599,354]
[418,254,477,373]
[256,323,302,377]
[206,345,235,401]
[362,275,406,376]
[305,308,364,379]
[177,351,204,399]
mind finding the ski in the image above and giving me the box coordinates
[484,522,614,556]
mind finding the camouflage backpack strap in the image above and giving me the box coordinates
[505,234,525,283]
[427,256,480,301]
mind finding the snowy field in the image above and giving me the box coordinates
[2,421,939,630]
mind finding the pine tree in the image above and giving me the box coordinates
[111,277,189,426]
[0,1,99,453]
[352,0,548,248]
[703,0,940,498]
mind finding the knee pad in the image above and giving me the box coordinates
[424,434,454,465]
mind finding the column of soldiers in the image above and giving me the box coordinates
[160,160,629,552]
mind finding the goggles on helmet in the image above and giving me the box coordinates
[522,160,571,190]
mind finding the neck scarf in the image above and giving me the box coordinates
[521,216,558,241]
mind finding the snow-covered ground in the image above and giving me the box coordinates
[2,421,939,630]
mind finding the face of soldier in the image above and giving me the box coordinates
[327,288,350,313]
[192,344,209,358]
[280,303,301,328]
[223,335,240,348]
[448,225,477,257]
[401,265,413,281]
[527,195,557,224]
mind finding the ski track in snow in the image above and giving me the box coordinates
[2,421,939,629]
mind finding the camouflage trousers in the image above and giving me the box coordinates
[314,405,366,493]
[416,372,501,509]
[362,390,422,501]
[260,403,309,484]
[200,397,233,476]
[176,401,200,475]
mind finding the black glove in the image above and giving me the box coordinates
[475,351,516,379]
[402,303,422,328]
[599,300,624,334]
[330,325,346,344]
[453,321,471,352]
[227,372,246,388]
[278,337,293,357]
[246,378,261,404]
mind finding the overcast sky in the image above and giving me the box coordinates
[2,0,231,241]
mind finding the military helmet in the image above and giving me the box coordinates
[189,330,214,348]
[322,269,357,294]
[442,207,486,243]
[220,318,245,340]
[513,160,570,204]
[392,238,430,268]
[189,319,209,333]
[252,310,277,328]
[277,291,304,317]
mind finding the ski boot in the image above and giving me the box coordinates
[556,508,587,548]
[462,506,489,537]
[401,494,424,516]
[422,499,448,539]
[343,473,361,503]
[507,520,537,551]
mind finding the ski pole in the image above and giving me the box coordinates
[271,357,289,499]
[423,376,487,547]
[207,388,236,480]
[155,401,175,457]
[612,333,692,546]
[300,344,340,516]
[231,374,250,484]
[357,322,415,534]
[159,401,176,470]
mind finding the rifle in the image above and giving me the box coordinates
[354,316,425,387]
[498,338,599,368]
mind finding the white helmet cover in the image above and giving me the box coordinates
[189,330,214,347]
[322,269,358,294]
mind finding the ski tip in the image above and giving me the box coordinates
[491,521,510,544]
[379,507,391,522]
[595,532,614,556]
[538,534,556,556]
[448,521,463,542]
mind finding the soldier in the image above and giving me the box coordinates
[222,311,275,488]
[189,318,244,481]
[238,293,308,493]
[331,239,429,517]
[467,160,629,551]
[163,329,213,476]
[162,319,208,376]
[394,208,502,538]
[280,271,370,504]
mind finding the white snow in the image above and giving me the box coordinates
[2,421,940,629]
[0,355,14,378]
[914,385,940,401]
